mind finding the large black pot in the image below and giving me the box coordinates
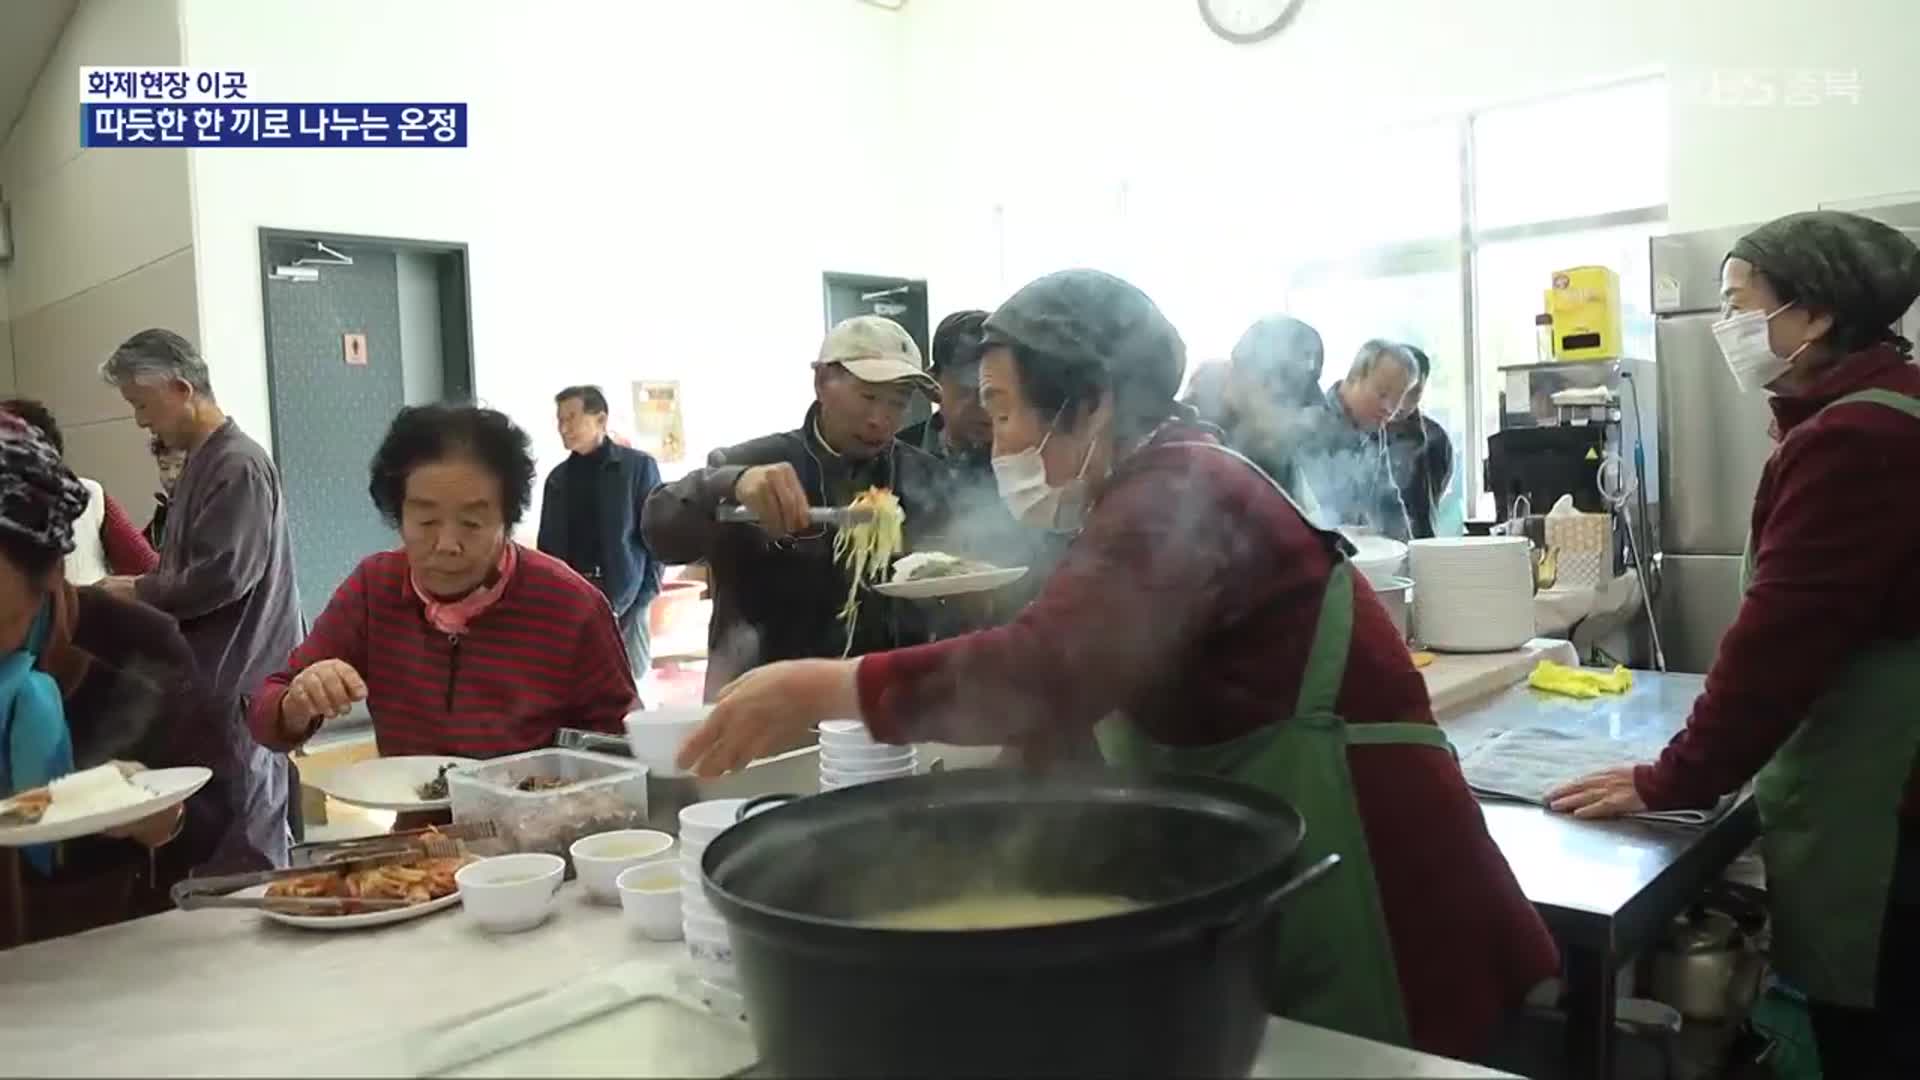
[699,768,1336,1078]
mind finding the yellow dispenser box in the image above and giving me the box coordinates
[1544,265,1624,362]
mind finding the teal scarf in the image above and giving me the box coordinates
[0,600,74,874]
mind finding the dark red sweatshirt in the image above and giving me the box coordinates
[249,546,636,757]
[1636,347,1920,812]
[856,426,1558,1059]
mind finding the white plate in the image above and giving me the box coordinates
[0,766,212,847]
[314,755,478,811]
[872,566,1028,600]
[236,883,463,930]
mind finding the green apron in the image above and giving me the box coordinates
[1748,387,1920,1009]
[1096,550,1444,1046]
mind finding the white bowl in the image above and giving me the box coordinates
[818,742,915,765]
[817,720,870,740]
[678,798,749,841]
[1342,530,1410,587]
[820,766,912,787]
[570,829,675,905]
[615,863,683,941]
[456,853,565,934]
[625,707,708,779]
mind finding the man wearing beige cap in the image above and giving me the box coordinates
[642,315,948,700]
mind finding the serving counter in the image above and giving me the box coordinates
[0,881,1517,1078]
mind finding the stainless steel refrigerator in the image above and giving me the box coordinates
[1650,201,1920,673]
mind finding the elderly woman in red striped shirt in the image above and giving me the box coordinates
[248,405,636,759]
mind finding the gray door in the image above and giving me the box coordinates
[264,246,409,623]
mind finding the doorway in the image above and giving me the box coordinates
[822,271,931,431]
[257,228,475,623]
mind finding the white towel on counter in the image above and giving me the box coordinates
[1458,727,1740,827]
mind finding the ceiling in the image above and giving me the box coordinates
[0,0,77,156]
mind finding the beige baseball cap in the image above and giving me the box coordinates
[816,315,934,390]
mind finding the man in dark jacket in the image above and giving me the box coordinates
[899,310,993,471]
[1383,345,1455,539]
[538,385,664,685]
[1306,339,1418,541]
[641,316,947,700]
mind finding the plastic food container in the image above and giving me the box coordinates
[448,748,650,868]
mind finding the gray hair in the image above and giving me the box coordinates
[1347,339,1418,383]
[100,328,214,399]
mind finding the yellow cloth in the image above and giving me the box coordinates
[1528,660,1633,700]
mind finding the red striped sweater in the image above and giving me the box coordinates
[249,546,637,757]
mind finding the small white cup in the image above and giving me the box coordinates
[570,829,675,905]
[625,707,709,779]
[820,766,911,788]
[616,863,683,941]
[456,853,565,934]
[678,798,749,840]
[819,742,913,765]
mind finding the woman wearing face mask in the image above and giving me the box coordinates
[1549,211,1920,1076]
[677,269,1558,1060]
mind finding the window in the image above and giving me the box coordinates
[1282,75,1667,525]
[1286,267,1469,530]
[1471,221,1662,498]
[987,76,1667,530]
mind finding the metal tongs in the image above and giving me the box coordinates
[289,820,497,868]
[716,503,874,528]
[173,832,469,913]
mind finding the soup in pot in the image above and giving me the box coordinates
[861,892,1139,931]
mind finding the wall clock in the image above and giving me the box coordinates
[1198,0,1308,45]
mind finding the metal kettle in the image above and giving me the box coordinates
[1651,905,1767,1022]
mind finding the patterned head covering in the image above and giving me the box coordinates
[1728,210,1920,355]
[0,415,91,563]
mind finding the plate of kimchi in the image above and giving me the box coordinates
[240,855,474,930]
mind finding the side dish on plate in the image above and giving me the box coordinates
[264,855,473,915]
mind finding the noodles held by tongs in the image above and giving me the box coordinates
[833,487,905,655]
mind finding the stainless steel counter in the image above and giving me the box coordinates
[1439,670,1759,1080]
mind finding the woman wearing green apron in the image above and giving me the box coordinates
[1550,211,1920,1077]
[679,269,1561,1061]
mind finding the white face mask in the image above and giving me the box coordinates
[992,412,1100,529]
[1711,302,1808,393]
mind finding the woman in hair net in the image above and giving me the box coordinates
[1550,210,1920,1076]
[679,269,1558,1060]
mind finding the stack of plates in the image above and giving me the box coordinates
[1408,537,1536,653]
[817,720,917,790]
[678,799,748,1006]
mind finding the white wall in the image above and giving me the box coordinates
[1,0,197,508]
[900,0,1920,329]
[179,0,917,537]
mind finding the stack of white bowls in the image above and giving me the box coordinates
[817,720,916,790]
[678,799,747,1003]
[1408,536,1536,653]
